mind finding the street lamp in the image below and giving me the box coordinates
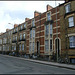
[55,0,58,62]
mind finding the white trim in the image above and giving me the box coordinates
[64,2,71,6]
[35,17,46,23]
[53,26,60,29]
[36,24,44,28]
[65,14,74,19]
[54,19,60,22]
[53,32,60,35]
[68,33,75,37]
[51,11,59,16]
[36,30,44,34]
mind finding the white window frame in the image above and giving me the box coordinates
[20,34,22,40]
[0,46,2,51]
[33,29,35,39]
[0,39,2,44]
[68,16,74,27]
[23,33,25,39]
[24,23,26,28]
[22,44,24,51]
[50,24,53,38]
[69,36,75,48]
[65,4,70,13]
[32,19,35,26]
[30,30,32,39]
[19,44,21,51]
[32,42,34,52]
[45,40,49,51]
[47,12,51,21]
[45,25,49,36]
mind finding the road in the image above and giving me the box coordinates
[0,54,75,74]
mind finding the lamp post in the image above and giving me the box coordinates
[55,0,58,62]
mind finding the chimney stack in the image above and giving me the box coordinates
[47,4,53,11]
[6,29,10,32]
[34,11,41,17]
[14,24,18,28]
[25,18,30,22]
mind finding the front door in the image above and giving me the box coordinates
[55,39,60,56]
[37,41,40,55]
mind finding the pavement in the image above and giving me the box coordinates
[1,54,75,70]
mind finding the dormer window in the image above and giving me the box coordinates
[47,12,50,21]
[32,19,35,26]
[65,4,70,13]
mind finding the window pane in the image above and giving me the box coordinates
[45,25,49,36]
[30,30,32,39]
[69,36,75,48]
[47,12,50,20]
[32,42,34,52]
[69,17,73,22]
[21,25,22,30]
[45,40,49,51]
[23,34,25,39]
[22,44,24,51]
[33,30,35,38]
[19,44,21,50]
[68,17,74,27]
[50,24,52,37]
[24,24,26,28]
[65,4,70,13]
[20,34,22,40]
[14,45,16,50]
[32,19,35,26]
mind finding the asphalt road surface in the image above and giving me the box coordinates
[0,54,75,74]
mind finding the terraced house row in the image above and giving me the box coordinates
[0,0,75,63]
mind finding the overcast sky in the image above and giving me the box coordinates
[0,1,64,33]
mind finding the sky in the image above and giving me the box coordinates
[0,1,64,33]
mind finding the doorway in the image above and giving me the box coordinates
[55,39,60,56]
[37,41,40,55]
